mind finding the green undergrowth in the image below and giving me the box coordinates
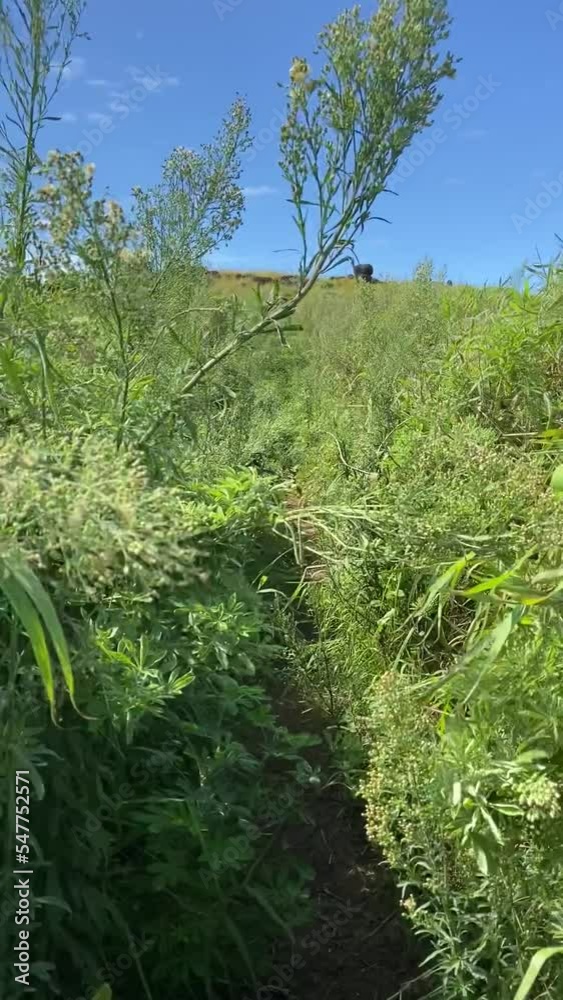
[0,3,509,998]
[0,438,317,1000]
[201,260,563,999]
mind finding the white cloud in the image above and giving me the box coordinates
[127,67,180,91]
[59,112,77,124]
[444,176,466,187]
[243,185,277,197]
[61,56,86,82]
[87,111,112,128]
[532,168,548,180]
[109,94,131,115]
[86,78,116,88]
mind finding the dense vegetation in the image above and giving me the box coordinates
[1,1,563,999]
[216,267,563,999]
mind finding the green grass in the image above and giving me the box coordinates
[4,3,542,997]
[194,260,563,1000]
[1,246,561,1000]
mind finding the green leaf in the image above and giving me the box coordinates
[5,554,76,706]
[490,803,523,817]
[223,913,257,988]
[33,333,59,421]
[551,465,563,494]
[0,569,55,717]
[532,567,563,584]
[92,986,112,1000]
[0,345,33,412]
[462,551,536,597]
[246,886,293,941]
[488,606,522,661]
[34,895,72,914]
[514,947,563,1000]
[475,842,490,876]
[515,750,550,765]
[501,583,550,606]
[539,428,563,439]
[462,568,517,596]
[470,833,498,876]
[168,672,195,693]
[419,553,474,614]
[480,806,503,845]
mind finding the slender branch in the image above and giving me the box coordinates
[85,209,131,450]
[139,212,355,448]
[139,1,456,448]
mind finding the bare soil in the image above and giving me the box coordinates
[247,682,429,1000]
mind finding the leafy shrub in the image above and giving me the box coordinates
[220,261,563,998]
[0,439,314,1000]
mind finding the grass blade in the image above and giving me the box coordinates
[92,987,112,1000]
[0,569,55,718]
[5,553,76,705]
[514,947,563,1000]
[0,344,33,413]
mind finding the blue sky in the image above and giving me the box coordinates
[39,0,563,284]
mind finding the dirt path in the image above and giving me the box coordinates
[249,682,428,1000]
[236,485,427,998]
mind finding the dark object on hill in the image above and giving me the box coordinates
[354,263,374,282]
[447,279,453,286]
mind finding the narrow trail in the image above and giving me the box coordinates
[250,682,427,1000]
[236,483,427,999]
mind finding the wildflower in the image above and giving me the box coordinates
[104,199,124,226]
[36,184,57,200]
[402,895,417,915]
[290,57,310,84]
[517,774,560,823]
